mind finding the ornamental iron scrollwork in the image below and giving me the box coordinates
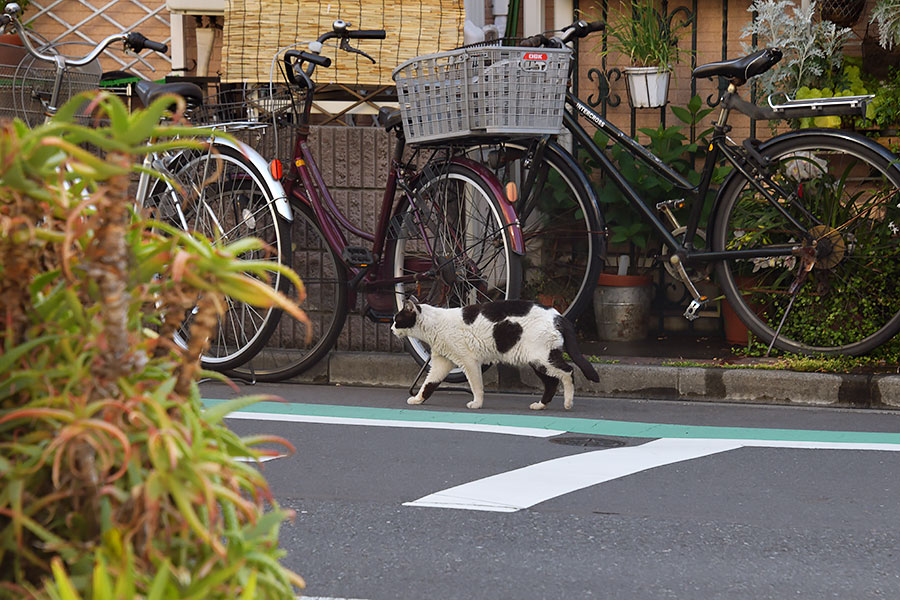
[587,67,622,108]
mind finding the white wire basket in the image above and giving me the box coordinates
[188,82,301,129]
[392,44,572,145]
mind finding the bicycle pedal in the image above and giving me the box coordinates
[683,296,709,321]
[364,306,395,323]
[342,246,375,268]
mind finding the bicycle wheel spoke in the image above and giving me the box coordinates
[227,201,347,382]
[468,140,601,319]
[145,147,289,369]
[388,161,522,379]
[716,135,900,354]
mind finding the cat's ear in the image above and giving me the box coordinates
[404,297,420,313]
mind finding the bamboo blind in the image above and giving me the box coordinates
[222,0,465,85]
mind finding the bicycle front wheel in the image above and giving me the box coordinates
[143,143,291,370]
[712,131,900,355]
[387,160,523,374]
[227,200,348,382]
[468,140,604,321]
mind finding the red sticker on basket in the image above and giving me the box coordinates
[523,52,547,61]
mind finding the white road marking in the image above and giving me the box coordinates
[298,597,369,600]
[405,438,743,512]
[404,437,900,512]
[233,454,287,463]
[226,410,564,438]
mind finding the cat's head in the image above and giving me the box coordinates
[391,296,421,338]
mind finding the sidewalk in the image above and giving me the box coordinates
[286,333,900,410]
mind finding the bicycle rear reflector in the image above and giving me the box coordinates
[270,159,283,179]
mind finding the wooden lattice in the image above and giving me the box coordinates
[26,0,172,80]
[221,0,464,85]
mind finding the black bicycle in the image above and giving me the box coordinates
[470,19,900,356]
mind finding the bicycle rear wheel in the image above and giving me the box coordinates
[712,131,900,355]
[226,200,348,382]
[143,142,291,370]
[468,140,604,320]
[386,160,523,377]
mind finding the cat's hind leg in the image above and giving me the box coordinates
[408,355,454,405]
[547,348,576,410]
[528,364,560,410]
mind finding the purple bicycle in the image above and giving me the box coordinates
[229,20,524,382]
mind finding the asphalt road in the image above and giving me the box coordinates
[204,382,900,600]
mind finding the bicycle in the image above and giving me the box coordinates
[0,3,293,370]
[465,19,900,356]
[227,19,524,382]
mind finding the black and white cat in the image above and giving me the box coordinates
[391,298,600,410]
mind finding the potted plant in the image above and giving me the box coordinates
[742,0,853,96]
[585,97,722,341]
[870,0,900,52]
[586,128,659,341]
[818,0,866,27]
[601,0,690,108]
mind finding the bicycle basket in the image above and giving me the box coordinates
[392,44,572,145]
[188,82,300,129]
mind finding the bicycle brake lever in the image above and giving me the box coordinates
[340,38,376,63]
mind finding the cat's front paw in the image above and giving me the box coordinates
[529,401,547,411]
[407,396,425,405]
[564,399,574,410]
[466,400,483,409]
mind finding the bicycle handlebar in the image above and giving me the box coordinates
[520,19,605,48]
[284,20,386,89]
[315,20,386,44]
[1,3,167,67]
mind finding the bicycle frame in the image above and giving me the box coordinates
[285,125,524,304]
[564,89,800,266]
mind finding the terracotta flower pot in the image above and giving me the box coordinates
[722,297,750,345]
[721,275,762,345]
[0,32,26,67]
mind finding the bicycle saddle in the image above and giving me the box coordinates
[692,48,782,86]
[133,80,204,108]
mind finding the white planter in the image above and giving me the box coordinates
[624,66,671,108]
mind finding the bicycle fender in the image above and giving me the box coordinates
[759,128,900,166]
[451,156,526,255]
[209,135,294,223]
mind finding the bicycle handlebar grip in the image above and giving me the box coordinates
[126,32,168,53]
[520,34,549,48]
[144,38,168,53]
[301,50,332,67]
[348,29,386,40]
[558,19,605,44]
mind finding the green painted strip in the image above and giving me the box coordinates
[204,398,900,445]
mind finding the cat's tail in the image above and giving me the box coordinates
[557,315,600,382]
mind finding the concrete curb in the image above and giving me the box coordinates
[285,351,900,409]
